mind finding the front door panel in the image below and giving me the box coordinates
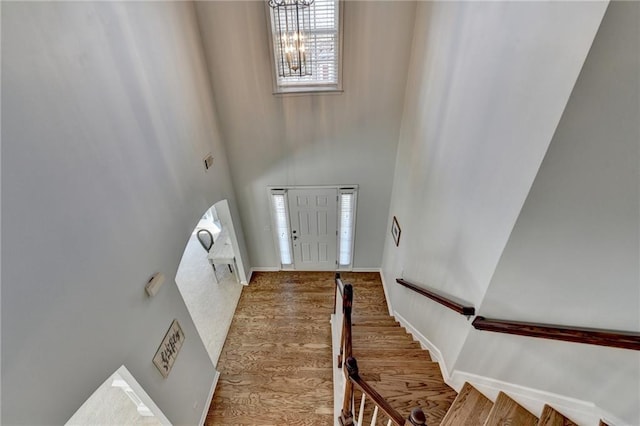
[288,188,337,270]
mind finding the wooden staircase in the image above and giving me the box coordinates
[349,278,456,425]
[336,272,583,426]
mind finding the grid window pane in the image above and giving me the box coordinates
[270,0,340,91]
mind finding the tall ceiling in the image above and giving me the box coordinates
[195,1,418,267]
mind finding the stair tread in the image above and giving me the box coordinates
[352,341,420,349]
[538,404,578,426]
[484,392,538,426]
[440,382,494,426]
[352,326,411,334]
[356,350,433,362]
[359,380,455,396]
[351,329,414,337]
[351,336,421,350]
[351,319,400,327]
[359,363,441,375]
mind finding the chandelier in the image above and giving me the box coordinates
[268,0,314,77]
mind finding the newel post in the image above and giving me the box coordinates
[339,357,359,426]
[405,407,427,426]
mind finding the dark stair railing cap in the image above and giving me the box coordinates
[473,316,640,351]
[396,278,475,316]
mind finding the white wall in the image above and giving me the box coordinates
[455,2,639,423]
[195,1,416,269]
[2,2,238,424]
[381,0,607,377]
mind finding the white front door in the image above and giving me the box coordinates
[287,188,338,270]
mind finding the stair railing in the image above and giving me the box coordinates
[472,316,640,351]
[335,274,427,426]
[395,277,640,350]
[343,356,427,426]
[396,278,475,317]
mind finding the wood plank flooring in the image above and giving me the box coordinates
[206,271,604,426]
[440,382,493,426]
[538,405,578,426]
[207,271,456,425]
[484,392,538,426]
[206,271,335,425]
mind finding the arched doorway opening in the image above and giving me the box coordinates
[174,199,245,366]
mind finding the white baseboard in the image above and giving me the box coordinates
[393,310,452,383]
[199,370,220,426]
[378,270,394,316]
[392,311,629,426]
[244,268,253,285]
[351,267,381,272]
[249,267,280,273]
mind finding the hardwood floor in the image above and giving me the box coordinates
[206,271,336,425]
[206,271,456,425]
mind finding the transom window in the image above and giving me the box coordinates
[267,0,342,93]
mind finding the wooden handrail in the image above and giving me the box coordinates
[344,357,426,426]
[339,288,354,425]
[347,358,406,425]
[472,316,640,351]
[396,278,475,316]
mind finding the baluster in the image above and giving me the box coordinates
[405,407,427,426]
[386,419,393,426]
[357,393,366,426]
[371,406,379,426]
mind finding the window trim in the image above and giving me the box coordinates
[268,189,295,269]
[264,0,344,95]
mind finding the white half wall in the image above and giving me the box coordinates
[2,2,237,424]
[381,0,607,376]
[196,1,417,270]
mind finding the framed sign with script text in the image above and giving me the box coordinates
[153,319,185,378]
